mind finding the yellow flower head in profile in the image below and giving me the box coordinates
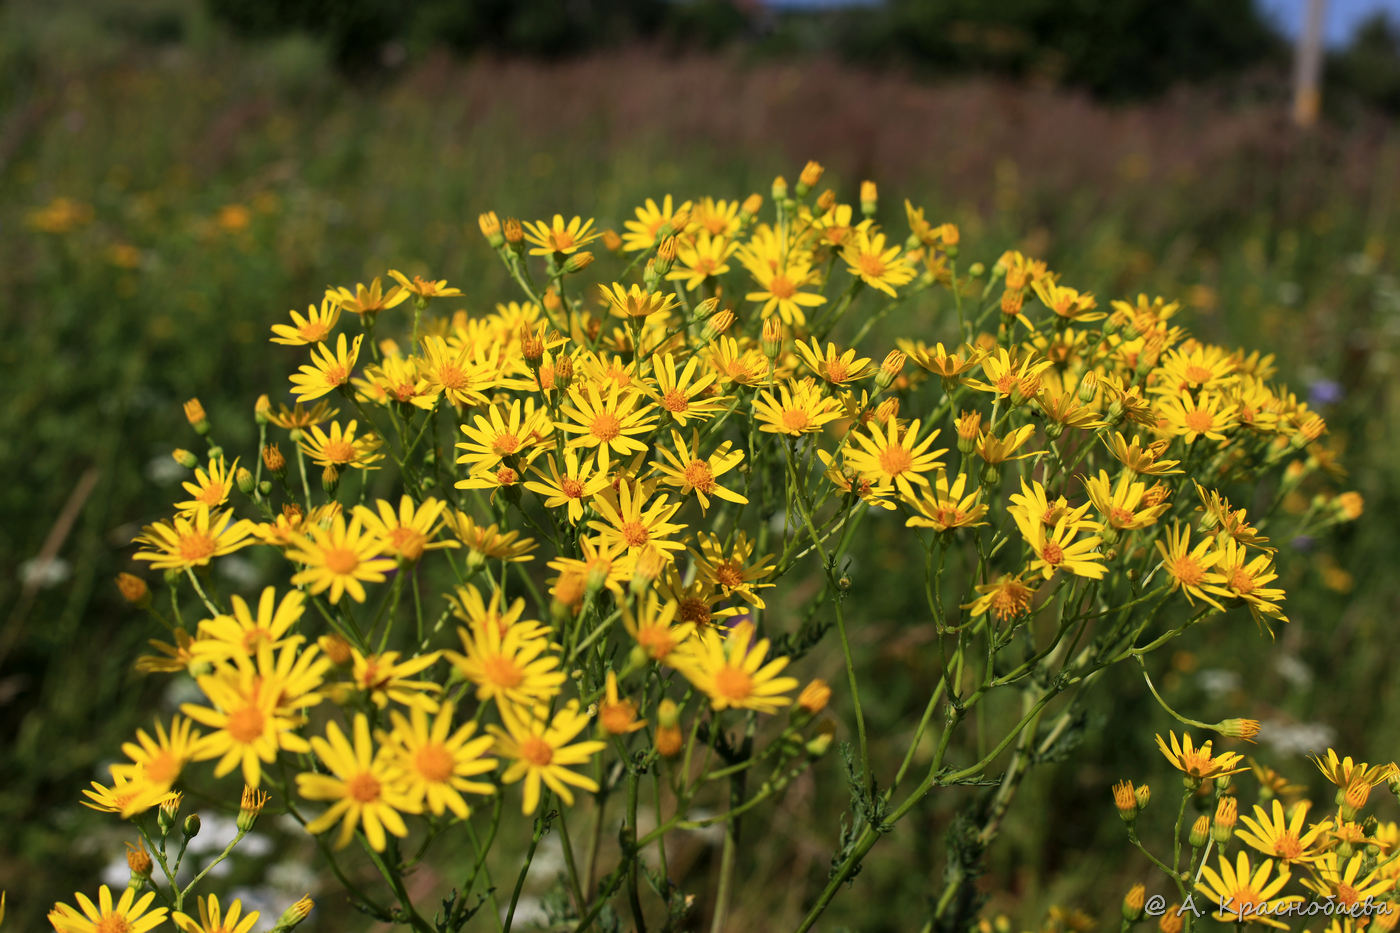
[297,714,422,851]
[673,620,799,714]
[349,649,442,712]
[597,282,679,320]
[1156,731,1247,783]
[132,506,255,571]
[48,885,168,933]
[271,297,340,346]
[521,214,601,256]
[109,715,201,799]
[621,195,692,252]
[325,276,409,317]
[174,456,239,514]
[490,700,607,814]
[298,420,384,471]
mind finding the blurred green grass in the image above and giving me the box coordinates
[4,1,1400,929]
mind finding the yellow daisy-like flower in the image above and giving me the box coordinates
[1156,731,1247,782]
[1157,390,1239,444]
[1194,851,1301,928]
[451,623,565,707]
[110,715,201,798]
[597,282,679,321]
[289,332,364,403]
[964,347,1054,401]
[557,383,658,472]
[173,894,259,933]
[296,714,422,851]
[383,702,497,819]
[360,353,438,409]
[174,456,239,514]
[1236,800,1331,865]
[284,511,397,604]
[81,772,175,819]
[448,513,539,563]
[673,620,799,714]
[325,276,409,317]
[265,399,339,431]
[1154,524,1227,611]
[1083,469,1169,531]
[522,214,601,256]
[387,268,462,299]
[1033,280,1104,322]
[298,419,384,471]
[271,297,340,346]
[194,587,306,665]
[667,230,737,290]
[905,472,989,532]
[1019,517,1106,580]
[350,649,442,711]
[653,430,748,512]
[589,480,687,556]
[48,885,168,933]
[689,530,776,609]
[456,398,554,473]
[598,670,647,735]
[621,196,692,252]
[1104,432,1182,476]
[842,227,916,297]
[354,495,457,563]
[793,338,872,386]
[691,196,743,237]
[741,257,827,327]
[623,592,696,664]
[975,424,1042,466]
[962,574,1038,622]
[447,585,548,642]
[705,335,768,386]
[1310,749,1398,790]
[904,340,985,383]
[417,334,491,408]
[1300,852,1396,910]
[1213,537,1288,627]
[845,417,946,501]
[524,451,610,524]
[132,506,255,571]
[490,700,607,814]
[649,353,727,426]
[752,378,844,436]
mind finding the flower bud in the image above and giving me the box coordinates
[1122,884,1146,923]
[761,317,783,361]
[740,193,763,221]
[115,573,150,607]
[262,443,286,476]
[520,326,544,366]
[479,211,504,248]
[126,841,153,881]
[321,464,340,496]
[796,160,824,197]
[554,354,575,392]
[1112,779,1138,823]
[656,699,683,757]
[1135,784,1151,810]
[159,793,182,834]
[271,895,314,932]
[183,813,201,839]
[1212,796,1237,845]
[955,410,981,455]
[254,394,272,424]
[968,261,986,278]
[1342,779,1370,822]
[183,398,209,433]
[236,467,256,495]
[1216,718,1259,742]
[702,310,735,343]
[806,720,836,757]
[1159,907,1183,933]
[318,633,352,665]
[860,180,878,217]
[1335,491,1364,521]
[771,176,789,202]
[629,548,665,595]
[876,350,906,391]
[238,786,270,833]
[798,679,831,715]
[816,188,837,213]
[1188,814,1210,848]
[172,448,198,469]
[602,229,623,252]
[1077,371,1099,403]
[655,236,678,276]
[563,250,595,274]
[503,217,525,254]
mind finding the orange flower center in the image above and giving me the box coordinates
[991,586,1028,620]
[347,772,381,803]
[1184,364,1214,384]
[496,466,519,485]
[620,521,650,548]
[824,359,850,382]
[1041,542,1064,565]
[877,445,913,477]
[95,916,132,933]
[1184,408,1215,434]
[550,230,576,250]
[179,531,217,563]
[600,701,638,734]
[143,751,180,786]
[520,736,553,766]
[389,526,427,556]
[1337,883,1359,907]
[781,408,810,432]
[492,433,521,455]
[196,482,228,505]
[1229,568,1256,595]
[320,440,356,464]
[714,666,754,702]
[301,322,331,342]
[1273,834,1302,860]
[323,547,360,576]
[662,389,690,413]
[226,704,265,743]
[590,412,621,441]
[482,655,524,688]
[857,253,886,278]
[683,460,716,492]
[437,364,468,390]
[414,743,454,783]
[768,274,797,299]
[1109,506,1135,527]
[638,627,677,658]
[714,562,744,588]
[1169,556,1204,586]
[323,363,348,385]
[560,478,585,499]
[680,597,711,627]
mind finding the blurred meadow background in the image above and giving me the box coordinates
[4,0,1400,928]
